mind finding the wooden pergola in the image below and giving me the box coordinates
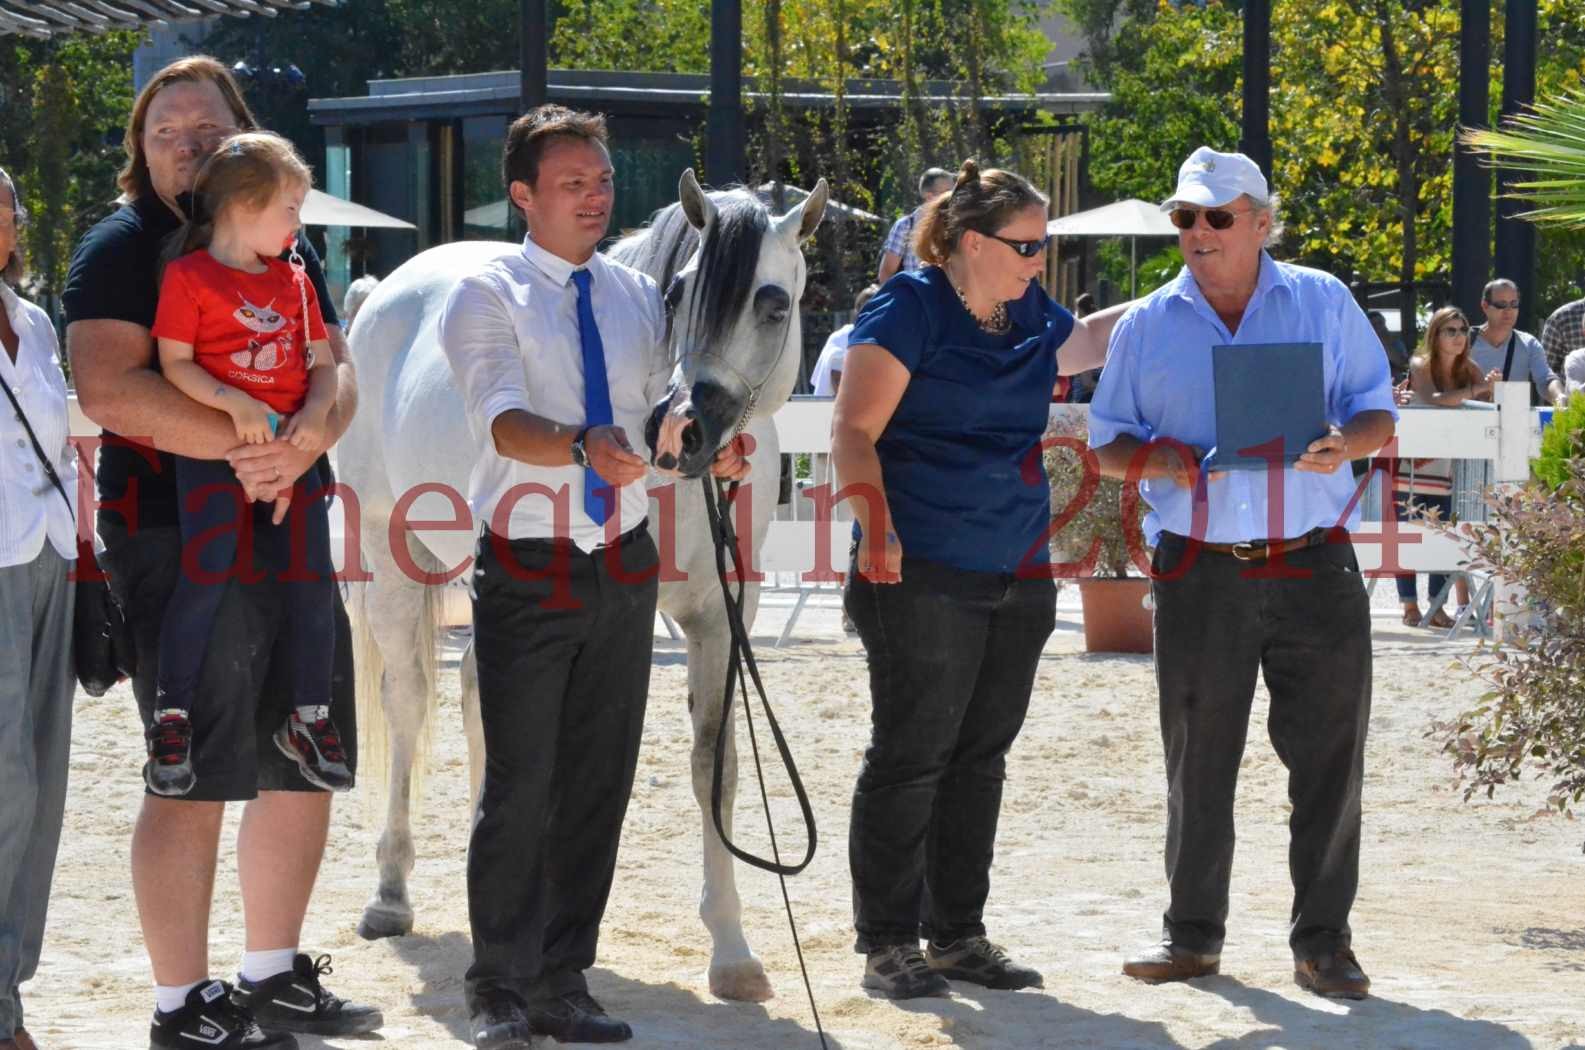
[0,0,335,38]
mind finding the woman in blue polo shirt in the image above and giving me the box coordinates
[832,160,1130,999]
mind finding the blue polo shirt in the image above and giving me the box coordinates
[848,267,1074,574]
[1088,253,1398,545]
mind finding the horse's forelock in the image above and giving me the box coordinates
[685,192,770,352]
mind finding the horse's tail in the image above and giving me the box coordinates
[348,537,446,818]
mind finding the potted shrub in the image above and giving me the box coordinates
[1043,405,1153,653]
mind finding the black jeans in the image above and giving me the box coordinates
[465,524,659,1008]
[158,455,334,712]
[1150,533,1372,960]
[845,556,1056,952]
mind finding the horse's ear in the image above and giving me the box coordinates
[679,168,716,231]
[780,177,828,245]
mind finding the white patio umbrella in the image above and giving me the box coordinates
[1046,198,1178,298]
[301,189,416,230]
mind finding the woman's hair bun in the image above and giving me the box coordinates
[956,159,981,189]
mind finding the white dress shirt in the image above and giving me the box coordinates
[810,323,852,397]
[0,281,77,568]
[440,235,667,550]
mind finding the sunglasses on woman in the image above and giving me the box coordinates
[1440,324,1469,336]
[1168,206,1249,231]
[982,232,1051,258]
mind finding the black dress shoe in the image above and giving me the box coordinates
[469,994,533,1050]
[525,991,632,1043]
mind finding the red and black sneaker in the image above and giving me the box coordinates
[273,707,353,792]
[143,708,196,797]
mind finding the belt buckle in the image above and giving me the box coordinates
[1231,541,1262,561]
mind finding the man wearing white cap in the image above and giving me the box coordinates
[1088,147,1397,1000]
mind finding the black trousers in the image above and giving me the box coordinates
[159,455,334,713]
[465,523,659,1007]
[845,556,1056,952]
[1150,533,1372,960]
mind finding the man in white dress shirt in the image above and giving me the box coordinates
[440,105,744,1049]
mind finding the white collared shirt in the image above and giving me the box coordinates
[439,235,668,550]
[0,281,77,567]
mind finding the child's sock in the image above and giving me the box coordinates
[154,980,204,1015]
[240,947,298,984]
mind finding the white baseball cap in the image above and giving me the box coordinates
[1161,146,1269,211]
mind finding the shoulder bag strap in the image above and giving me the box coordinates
[0,369,74,524]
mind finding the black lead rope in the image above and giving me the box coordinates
[699,476,827,1049]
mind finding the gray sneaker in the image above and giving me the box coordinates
[926,936,1044,990]
[862,945,952,999]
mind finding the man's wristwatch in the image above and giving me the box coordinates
[569,426,592,468]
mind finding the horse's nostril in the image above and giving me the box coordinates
[656,451,678,471]
[680,420,703,456]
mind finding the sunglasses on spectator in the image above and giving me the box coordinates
[1168,206,1252,231]
[980,232,1050,258]
[1486,299,1520,310]
[1440,325,1469,336]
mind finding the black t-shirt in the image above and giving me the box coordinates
[62,193,340,533]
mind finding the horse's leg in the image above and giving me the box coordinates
[680,593,775,1002]
[356,530,440,940]
[459,633,484,812]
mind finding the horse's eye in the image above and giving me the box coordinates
[664,275,685,315]
[755,285,791,326]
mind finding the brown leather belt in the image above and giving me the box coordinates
[1177,527,1333,562]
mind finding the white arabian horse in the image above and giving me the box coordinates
[335,170,828,1002]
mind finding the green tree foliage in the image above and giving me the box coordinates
[0,31,141,311]
[1062,0,1585,314]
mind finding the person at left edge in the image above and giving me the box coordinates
[440,104,747,1050]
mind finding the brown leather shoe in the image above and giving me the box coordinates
[1294,949,1371,1000]
[1122,941,1220,982]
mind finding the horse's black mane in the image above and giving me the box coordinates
[611,189,771,352]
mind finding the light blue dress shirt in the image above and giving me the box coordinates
[1088,253,1398,545]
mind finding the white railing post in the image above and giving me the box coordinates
[1491,382,1534,640]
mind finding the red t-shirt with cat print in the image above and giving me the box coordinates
[152,250,327,416]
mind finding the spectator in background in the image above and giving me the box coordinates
[876,168,955,284]
[1395,307,1490,628]
[811,283,879,397]
[1471,279,1564,405]
[1066,292,1101,402]
[342,274,379,334]
[1540,289,1584,376]
[1368,310,1410,383]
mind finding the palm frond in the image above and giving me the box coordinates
[1462,90,1585,227]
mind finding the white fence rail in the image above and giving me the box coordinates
[767,382,1547,577]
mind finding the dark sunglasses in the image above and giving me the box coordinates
[983,232,1051,258]
[1440,324,1469,335]
[1168,206,1248,231]
[1487,299,1520,310]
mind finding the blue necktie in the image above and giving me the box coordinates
[570,268,614,525]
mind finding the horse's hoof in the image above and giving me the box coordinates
[357,901,414,940]
[709,957,774,1002]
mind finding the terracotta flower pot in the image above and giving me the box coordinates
[1076,577,1154,653]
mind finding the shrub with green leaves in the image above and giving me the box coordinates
[1533,391,1585,492]
[1436,442,1585,814]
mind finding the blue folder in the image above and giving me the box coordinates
[1202,341,1327,472]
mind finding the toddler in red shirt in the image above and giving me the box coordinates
[146,131,349,796]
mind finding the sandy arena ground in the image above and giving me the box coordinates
[24,587,1585,1049]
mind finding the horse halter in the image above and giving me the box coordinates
[665,271,796,441]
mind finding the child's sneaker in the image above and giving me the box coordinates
[149,979,295,1048]
[143,709,196,796]
[274,707,353,791]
